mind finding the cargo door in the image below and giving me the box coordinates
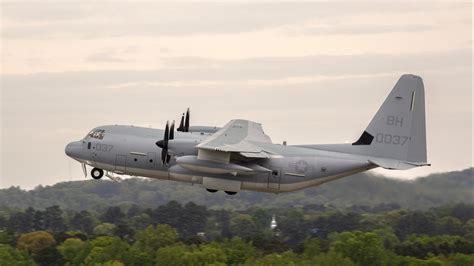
[267,167,281,190]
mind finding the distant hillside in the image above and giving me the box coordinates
[0,168,472,211]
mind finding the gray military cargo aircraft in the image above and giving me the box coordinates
[65,74,429,195]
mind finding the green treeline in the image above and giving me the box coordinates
[0,202,473,265]
[0,168,472,211]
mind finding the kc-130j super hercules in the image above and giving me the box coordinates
[65,74,430,195]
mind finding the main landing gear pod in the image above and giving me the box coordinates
[91,168,104,179]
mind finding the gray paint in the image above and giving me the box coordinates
[65,74,429,193]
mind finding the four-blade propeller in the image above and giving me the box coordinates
[156,120,175,165]
[177,108,190,132]
[157,108,190,165]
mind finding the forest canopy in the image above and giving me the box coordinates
[0,168,472,265]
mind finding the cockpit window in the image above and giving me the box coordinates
[85,129,106,140]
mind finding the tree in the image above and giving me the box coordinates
[83,236,130,265]
[101,207,125,224]
[251,208,272,231]
[311,251,355,266]
[0,244,35,266]
[279,208,308,244]
[129,213,152,230]
[448,253,474,266]
[33,246,64,266]
[313,211,362,237]
[0,230,15,245]
[230,214,258,240]
[114,224,135,243]
[396,235,474,258]
[32,210,45,231]
[302,238,321,259]
[394,211,436,239]
[7,210,33,233]
[17,231,56,255]
[126,204,142,218]
[70,210,95,234]
[133,224,178,251]
[186,242,227,265]
[463,219,474,241]
[447,203,474,223]
[152,201,184,230]
[58,238,87,265]
[101,260,125,266]
[214,210,231,238]
[251,230,288,254]
[181,202,208,238]
[155,244,188,266]
[221,237,257,265]
[43,206,66,232]
[331,231,388,266]
[94,223,117,236]
[372,227,400,250]
[435,216,463,235]
[250,251,297,266]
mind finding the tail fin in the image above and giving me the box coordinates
[353,74,427,164]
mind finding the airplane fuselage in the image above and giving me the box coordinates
[65,74,429,194]
[66,124,375,193]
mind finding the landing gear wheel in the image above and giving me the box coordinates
[206,189,218,193]
[91,168,104,179]
[225,191,237,195]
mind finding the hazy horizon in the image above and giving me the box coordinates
[1,2,472,189]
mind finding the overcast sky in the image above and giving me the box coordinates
[1,2,472,189]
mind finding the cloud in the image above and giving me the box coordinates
[86,47,138,63]
[1,2,442,39]
[2,49,470,90]
[293,24,433,36]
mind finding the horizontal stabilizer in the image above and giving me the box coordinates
[369,158,431,170]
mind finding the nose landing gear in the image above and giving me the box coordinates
[91,168,104,179]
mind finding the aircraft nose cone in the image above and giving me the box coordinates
[65,141,82,159]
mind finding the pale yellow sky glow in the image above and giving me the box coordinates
[1,2,472,189]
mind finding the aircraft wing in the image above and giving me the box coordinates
[196,119,273,160]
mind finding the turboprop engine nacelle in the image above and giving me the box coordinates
[176,155,254,175]
[167,139,201,156]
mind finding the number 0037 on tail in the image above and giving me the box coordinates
[65,74,430,195]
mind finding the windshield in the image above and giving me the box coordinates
[84,129,105,140]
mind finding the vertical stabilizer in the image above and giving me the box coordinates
[354,74,427,163]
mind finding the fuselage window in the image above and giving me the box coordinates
[87,142,91,149]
